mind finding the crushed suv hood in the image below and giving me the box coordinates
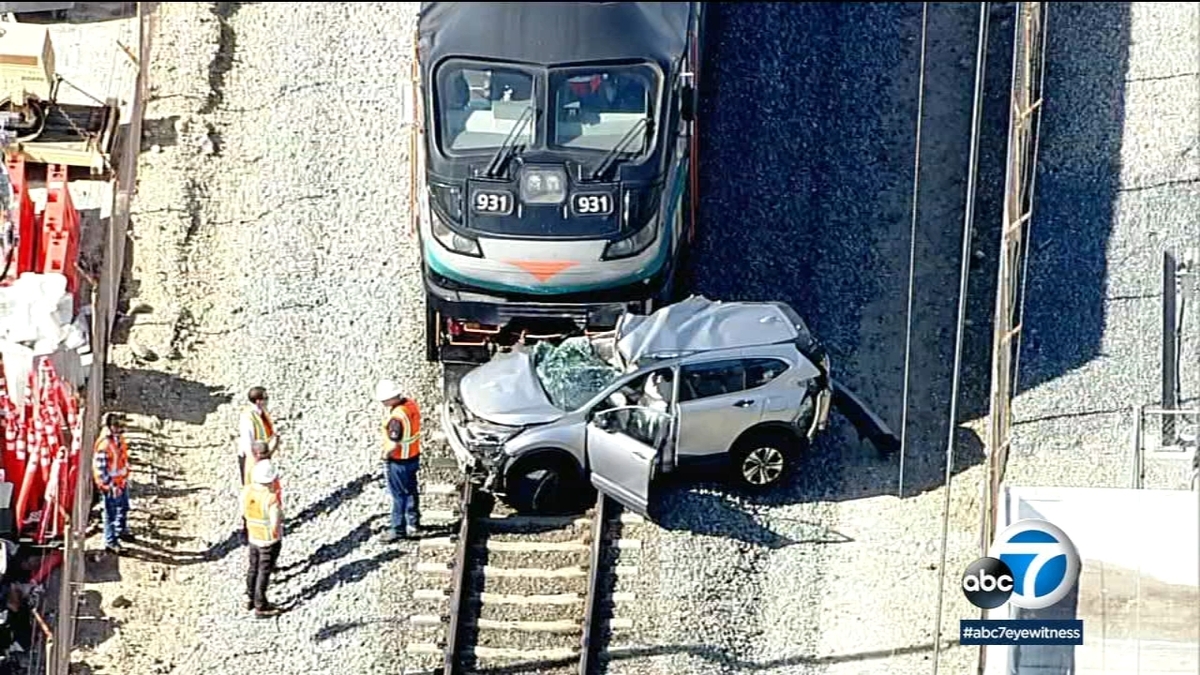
[458,350,565,426]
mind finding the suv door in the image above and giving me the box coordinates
[586,405,674,517]
[676,358,764,460]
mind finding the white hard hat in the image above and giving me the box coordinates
[375,379,404,402]
[252,459,277,485]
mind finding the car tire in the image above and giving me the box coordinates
[729,429,798,492]
[505,457,591,515]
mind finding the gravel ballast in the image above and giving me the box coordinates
[74,3,437,674]
[1008,3,1200,491]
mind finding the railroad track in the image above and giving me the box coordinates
[405,480,645,674]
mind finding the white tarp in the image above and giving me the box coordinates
[615,295,800,365]
[0,272,88,406]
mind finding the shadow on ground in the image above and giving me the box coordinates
[85,472,383,569]
[71,590,116,650]
[1015,2,1132,396]
[678,2,1004,517]
[648,426,985,548]
[103,364,231,424]
[275,513,388,584]
[82,550,120,583]
[140,116,180,151]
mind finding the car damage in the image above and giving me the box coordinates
[441,296,900,515]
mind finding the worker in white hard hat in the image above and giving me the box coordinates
[375,378,422,541]
[242,455,283,618]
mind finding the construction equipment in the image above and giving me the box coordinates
[0,18,119,175]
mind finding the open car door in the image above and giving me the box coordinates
[586,406,673,517]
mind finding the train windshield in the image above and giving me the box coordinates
[549,64,660,155]
[436,61,537,153]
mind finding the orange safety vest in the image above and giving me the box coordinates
[241,406,276,485]
[382,400,421,461]
[92,434,129,491]
[242,483,282,545]
[245,405,275,443]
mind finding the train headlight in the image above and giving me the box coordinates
[520,167,568,205]
[431,211,482,257]
[603,216,659,260]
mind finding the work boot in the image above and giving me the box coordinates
[255,603,281,618]
[245,598,254,611]
[119,531,135,543]
[105,543,121,556]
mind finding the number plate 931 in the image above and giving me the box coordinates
[572,192,614,216]
[472,190,514,216]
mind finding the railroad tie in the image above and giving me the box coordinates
[475,618,580,634]
[412,589,638,605]
[421,483,459,495]
[420,508,458,522]
[405,644,580,661]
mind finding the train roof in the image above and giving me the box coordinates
[417,2,691,72]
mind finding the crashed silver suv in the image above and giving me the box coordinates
[441,296,898,515]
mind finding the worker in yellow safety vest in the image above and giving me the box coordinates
[238,386,277,485]
[376,379,421,542]
[93,412,132,555]
[242,456,283,618]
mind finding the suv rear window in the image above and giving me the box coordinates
[745,358,789,389]
[679,360,745,402]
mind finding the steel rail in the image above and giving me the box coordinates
[441,481,478,675]
[578,491,612,675]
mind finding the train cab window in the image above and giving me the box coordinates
[437,62,536,152]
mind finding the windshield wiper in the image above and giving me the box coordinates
[483,105,535,179]
[588,117,651,182]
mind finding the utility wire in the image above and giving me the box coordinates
[931,3,989,674]
[898,2,930,500]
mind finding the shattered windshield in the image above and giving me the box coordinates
[532,337,623,411]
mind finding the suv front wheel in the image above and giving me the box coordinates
[504,455,593,515]
[730,429,798,491]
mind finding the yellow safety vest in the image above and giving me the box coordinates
[243,483,281,545]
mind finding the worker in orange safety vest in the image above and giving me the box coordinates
[376,379,421,542]
[93,412,132,555]
[242,457,283,618]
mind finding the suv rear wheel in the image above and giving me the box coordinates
[730,429,798,491]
